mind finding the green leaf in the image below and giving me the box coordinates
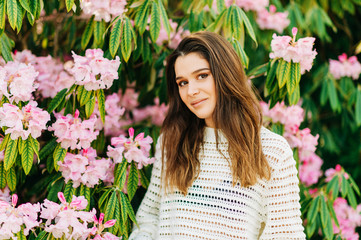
[216,0,226,12]
[26,10,34,25]
[326,175,339,199]
[104,191,119,234]
[19,0,31,13]
[81,17,95,50]
[224,6,233,35]
[232,39,248,68]
[47,88,68,113]
[341,175,348,198]
[34,231,48,240]
[231,6,242,41]
[85,95,96,118]
[127,162,139,200]
[157,0,171,37]
[15,0,24,33]
[53,144,67,172]
[319,196,333,240]
[39,138,57,161]
[0,0,6,29]
[276,59,291,89]
[79,88,93,107]
[138,168,149,189]
[287,84,300,105]
[121,191,137,224]
[65,0,74,12]
[327,199,339,227]
[134,0,150,35]
[46,154,54,173]
[327,78,340,112]
[0,162,6,189]
[21,138,34,175]
[97,89,106,124]
[109,17,122,57]
[29,0,37,16]
[346,181,357,209]
[0,33,14,62]
[287,62,301,95]
[149,1,161,43]
[98,188,112,212]
[355,88,361,126]
[238,7,257,45]
[6,167,16,191]
[121,16,133,62]
[47,177,64,202]
[306,213,318,238]
[0,133,9,151]
[94,20,106,46]
[114,160,128,190]
[348,175,361,196]
[307,196,320,223]
[320,79,329,106]
[16,226,26,240]
[4,138,18,171]
[64,180,74,202]
[265,60,279,96]
[6,0,17,30]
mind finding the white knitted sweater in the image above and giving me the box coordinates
[129,127,306,240]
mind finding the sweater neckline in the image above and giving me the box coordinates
[204,127,227,142]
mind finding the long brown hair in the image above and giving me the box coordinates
[162,31,270,195]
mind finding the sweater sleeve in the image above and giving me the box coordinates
[259,138,306,240]
[128,137,163,240]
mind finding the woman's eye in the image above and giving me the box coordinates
[198,73,208,79]
[178,81,188,87]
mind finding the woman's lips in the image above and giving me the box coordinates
[191,98,207,107]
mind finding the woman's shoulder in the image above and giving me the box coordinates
[260,126,294,168]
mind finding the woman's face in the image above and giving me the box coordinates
[174,52,216,128]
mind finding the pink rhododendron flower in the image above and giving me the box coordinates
[107,128,155,168]
[0,194,41,239]
[91,213,120,239]
[0,60,39,103]
[49,110,99,150]
[132,98,168,126]
[70,49,120,91]
[298,152,323,186]
[332,198,361,239]
[225,0,269,12]
[325,164,349,182]
[329,53,361,80]
[81,0,128,22]
[59,147,114,188]
[41,193,96,239]
[0,101,50,140]
[270,28,317,74]
[256,5,290,33]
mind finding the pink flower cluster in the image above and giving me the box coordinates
[256,5,290,33]
[332,197,361,240]
[325,164,349,182]
[49,110,99,150]
[225,0,269,12]
[58,147,114,188]
[41,192,95,239]
[155,19,190,49]
[0,101,50,140]
[270,28,317,74]
[329,53,361,80]
[0,194,41,239]
[107,128,155,169]
[261,101,323,186]
[92,213,120,240]
[13,50,75,98]
[81,0,128,22]
[132,97,168,126]
[0,60,38,103]
[70,49,120,91]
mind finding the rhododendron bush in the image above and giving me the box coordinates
[0,0,360,239]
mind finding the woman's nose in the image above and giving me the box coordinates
[187,81,200,96]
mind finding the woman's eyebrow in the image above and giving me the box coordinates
[175,68,210,81]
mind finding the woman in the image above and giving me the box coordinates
[129,31,306,239]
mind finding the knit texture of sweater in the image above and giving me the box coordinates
[129,127,306,240]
